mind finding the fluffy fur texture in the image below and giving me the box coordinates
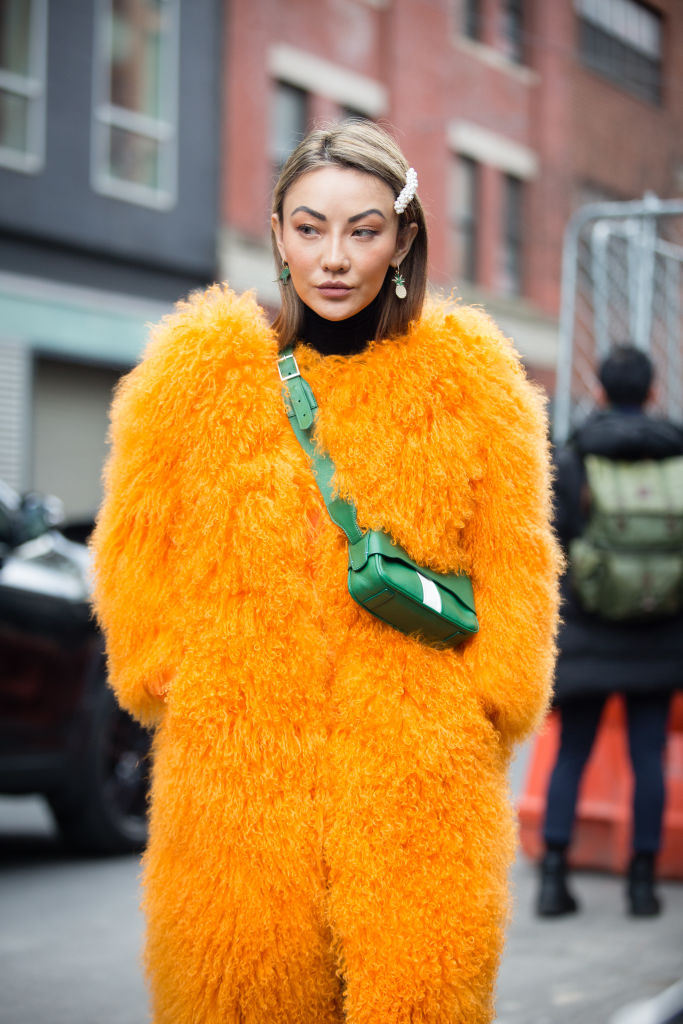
[92,284,561,1024]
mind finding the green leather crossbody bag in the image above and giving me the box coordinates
[278,348,479,647]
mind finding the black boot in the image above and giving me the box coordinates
[536,848,579,917]
[627,852,661,917]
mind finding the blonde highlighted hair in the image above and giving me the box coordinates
[271,120,428,350]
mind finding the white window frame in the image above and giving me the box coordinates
[91,0,180,210]
[268,44,388,119]
[448,120,539,180]
[0,0,48,174]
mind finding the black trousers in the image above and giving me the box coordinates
[543,692,673,855]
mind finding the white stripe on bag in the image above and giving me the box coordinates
[416,572,442,614]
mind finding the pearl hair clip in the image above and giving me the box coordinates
[394,168,418,214]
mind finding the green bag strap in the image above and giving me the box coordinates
[278,347,364,545]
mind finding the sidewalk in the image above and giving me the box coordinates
[3,779,681,1024]
[496,838,683,1023]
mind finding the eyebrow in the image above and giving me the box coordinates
[291,205,326,220]
[290,206,386,223]
[348,208,386,223]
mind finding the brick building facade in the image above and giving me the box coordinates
[1,0,680,511]
[219,0,683,383]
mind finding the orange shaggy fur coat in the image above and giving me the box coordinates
[92,284,561,1024]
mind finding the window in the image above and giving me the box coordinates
[92,0,180,208]
[452,156,479,284]
[500,174,523,296]
[575,0,663,105]
[0,0,48,172]
[462,0,481,41]
[501,0,525,63]
[341,107,373,125]
[270,81,308,177]
[575,180,622,210]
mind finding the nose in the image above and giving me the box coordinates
[321,235,350,273]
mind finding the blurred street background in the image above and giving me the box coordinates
[3,0,683,508]
[1,1,682,1022]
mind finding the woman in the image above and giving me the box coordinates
[92,121,560,1024]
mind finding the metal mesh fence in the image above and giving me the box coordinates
[553,195,683,445]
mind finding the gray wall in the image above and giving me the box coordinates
[0,0,222,288]
[31,356,122,520]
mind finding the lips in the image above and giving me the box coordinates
[317,282,352,299]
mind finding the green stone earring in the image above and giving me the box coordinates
[279,261,290,284]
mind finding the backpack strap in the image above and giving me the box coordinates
[277,347,364,545]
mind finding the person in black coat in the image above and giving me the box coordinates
[537,344,683,918]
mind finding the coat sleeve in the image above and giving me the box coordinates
[91,285,278,726]
[457,314,563,745]
[90,338,191,726]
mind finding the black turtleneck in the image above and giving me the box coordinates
[301,292,382,357]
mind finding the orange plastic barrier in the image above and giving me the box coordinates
[518,693,683,879]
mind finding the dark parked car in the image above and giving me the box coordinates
[0,481,151,854]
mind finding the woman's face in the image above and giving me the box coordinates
[272,165,418,322]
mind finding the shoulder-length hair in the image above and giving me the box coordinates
[271,120,428,351]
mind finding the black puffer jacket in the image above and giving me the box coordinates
[553,409,683,703]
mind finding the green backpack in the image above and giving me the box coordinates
[569,453,683,621]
